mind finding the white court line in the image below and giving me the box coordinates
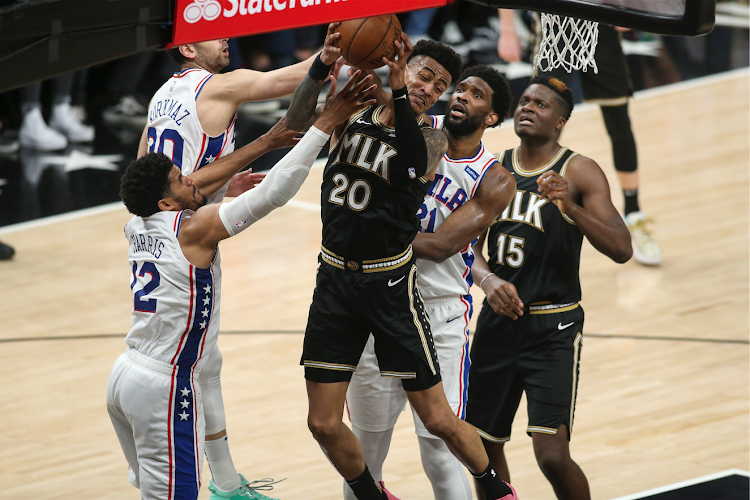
[1,69,747,233]
[0,201,125,236]
[610,469,750,500]
[287,199,321,212]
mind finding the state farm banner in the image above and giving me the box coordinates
[171,0,448,46]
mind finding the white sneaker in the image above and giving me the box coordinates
[625,211,662,266]
[19,107,68,151]
[50,102,95,143]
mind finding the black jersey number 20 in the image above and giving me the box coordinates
[329,172,372,212]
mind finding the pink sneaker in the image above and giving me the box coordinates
[496,482,518,500]
[379,481,401,500]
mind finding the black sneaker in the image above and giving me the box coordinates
[0,241,15,260]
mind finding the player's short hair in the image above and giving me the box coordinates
[408,40,462,87]
[120,153,174,217]
[166,46,189,65]
[457,65,513,127]
[529,75,575,120]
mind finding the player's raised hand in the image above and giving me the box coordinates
[538,170,574,215]
[315,70,377,132]
[384,32,413,91]
[225,169,266,197]
[321,22,342,66]
[481,274,524,320]
[262,116,301,150]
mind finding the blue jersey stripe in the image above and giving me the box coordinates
[176,267,213,376]
[194,74,213,99]
[195,133,226,171]
[172,376,200,500]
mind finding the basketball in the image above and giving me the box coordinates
[338,14,403,69]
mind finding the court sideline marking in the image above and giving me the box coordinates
[610,469,749,500]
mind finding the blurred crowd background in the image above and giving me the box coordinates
[0,0,747,242]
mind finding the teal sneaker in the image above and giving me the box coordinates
[208,474,285,500]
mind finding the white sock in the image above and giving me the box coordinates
[418,435,473,500]
[343,426,395,500]
[205,435,242,492]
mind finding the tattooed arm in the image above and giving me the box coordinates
[422,128,448,178]
[285,75,327,133]
[285,23,341,133]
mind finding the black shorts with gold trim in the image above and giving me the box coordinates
[465,301,584,443]
[302,248,441,392]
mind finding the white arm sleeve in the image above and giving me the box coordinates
[219,126,329,236]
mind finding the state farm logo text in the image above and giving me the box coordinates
[184,0,347,23]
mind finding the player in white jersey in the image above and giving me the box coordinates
[344,66,517,500]
[107,71,377,500]
[137,25,343,500]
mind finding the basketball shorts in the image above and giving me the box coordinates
[466,302,584,443]
[107,347,205,500]
[346,296,472,438]
[303,255,441,392]
[540,24,633,104]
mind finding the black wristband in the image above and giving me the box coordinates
[309,53,332,81]
[392,86,408,99]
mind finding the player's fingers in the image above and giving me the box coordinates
[327,75,338,97]
[402,33,413,55]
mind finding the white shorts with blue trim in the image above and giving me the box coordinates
[346,296,472,439]
[107,347,205,500]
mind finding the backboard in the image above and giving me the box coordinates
[467,0,716,35]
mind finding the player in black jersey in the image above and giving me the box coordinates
[285,26,517,500]
[467,76,632,500]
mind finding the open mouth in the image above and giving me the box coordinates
[518,114,534,125]
[411,93,426,107]
[450,102,467,118]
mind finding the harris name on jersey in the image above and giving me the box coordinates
[129,232,166,259]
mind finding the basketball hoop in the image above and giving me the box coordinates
[533,13,599,73]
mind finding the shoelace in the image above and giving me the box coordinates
[243,477,286,492]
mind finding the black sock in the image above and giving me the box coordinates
[346,465,386,500]
[623,188,640,215]
[472,463,512,499]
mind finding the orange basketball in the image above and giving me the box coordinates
[338,14,403,69]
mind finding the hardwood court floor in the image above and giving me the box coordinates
[0,70,747,499]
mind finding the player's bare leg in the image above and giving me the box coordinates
[307,380,394,499]
[407,382,516,499]
[531,425,590,500]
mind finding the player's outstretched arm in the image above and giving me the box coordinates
[285,23,343,133]
[413,164,516,262]
[472,230,525,320]
[189,116,299,197]
[537,155,632,263]
[209,23,342,107]
[177,71,377,268]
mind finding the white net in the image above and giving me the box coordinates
[533,13,599,73]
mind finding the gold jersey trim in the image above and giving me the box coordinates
[408,264,437,376]
[528,302,580,315]
[569,332,583,434]
[319,245,413,273]
[371,105,426,133]
[511,146,569,177]
[527,426,559,435]
[380,370,417,379]
[476,428,511,443]
[303,360,357,372]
